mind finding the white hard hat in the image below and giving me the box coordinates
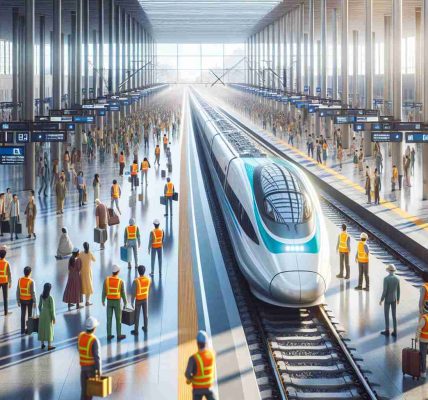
[112,264,120,273]
[85,316,99,330]
[360,232,368,240]
[153,219,160,225]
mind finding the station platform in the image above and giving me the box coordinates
[195,87,428,399]
[0,88,259,400]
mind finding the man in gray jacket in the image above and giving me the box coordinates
[379,264,400,337]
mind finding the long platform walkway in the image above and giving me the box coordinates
[209,87,428,263]
[0,88,259,400]
[198,87,428,399]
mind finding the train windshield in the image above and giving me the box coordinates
[254,164,314,239]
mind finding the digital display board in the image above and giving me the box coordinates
[65,123,76,131]
[108,105,120,111]
[0,146,25,164]
[371,132,403,142]
[50,116,73,122]
[97,109,106,116]
[405,132,428,143]
[0,122,31,131]
[353,123,364,132]
[31,131,67,142]
[15,132,30,143]
[394,122,427,131]
[0,132,14,143]
[308,105,319,113]
[334,116,355,124]
[32,122,61,130]
[73,116,95,123]
[355,116,379,123]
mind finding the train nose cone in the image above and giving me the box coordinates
[269,271,326,305]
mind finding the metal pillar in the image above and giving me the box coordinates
[270,24,275,89]
[317,40,321,94]
[92,30,97,98]
[296,4,303,93]
[121,9,126,91]
[98,0,104,96]
[127,14,131,90]
[384,16,392,114]
[341,0,350,148]
[75,0,82,151]
[352,30,359,107]
[114,4,121,128]
[289,13,294,92]
[12,8,19,120]
[332,9,338,99]
[320,0,327,98]
[392,0,403,174]
[304,33,309,92]
[416,7,422,108]
[308,0,314,96]
[108,0,114,95]
[83,0,89,99]
[364,0,373,156]
[422,0,428,198]
[70,11,76,106]
[277,20,281,90]
[39,16,45,116]
[24,0,35,190]
[19,16,25,119]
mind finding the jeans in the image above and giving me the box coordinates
[39,176,48,195]
[193,389,216,400]
[81,366,96,400]
[421,342,428,373]
[20,299,33,334]
[110,198,121,214]
[134,299,148,330]
[127,242,138,267]
[78,188,84,205]
[141,171,148,186]
[119,163,125,176]
[358,262,369,288]
[151,248,163,275]
[10,216,18,238]
[131,175,138,190]
[0,283,8,314]
[339,253,349,278]
[165,197,173,216]
[384,301,397,332]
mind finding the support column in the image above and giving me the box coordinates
[39,16,45,115]
[309,0,314,96]
[289,13,294,92]
[12,8,19,120]
[320,0,327,98]
[341,0,350,148]
[75,0,83,151]
[19,16,25,119]
[98,0,104,97]
[384,16,392,115]
[121,9,126,92]
[70,11,76,106]
[415,7,422,111]
[92,30,97,98]
[364,0,373,156]
[24,0,35,190]
[61,33,65,106]
[296,4,303,93]
[127,14,131,91]
[271,24,275,89]
[422,0,428,198]
[392,0,403,174]
[332,9,338,99]
[83,0,89,99]
[352,30,359,107]
[114,4,121,128]
[108,0,114,95]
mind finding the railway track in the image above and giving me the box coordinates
[190,95,380,399]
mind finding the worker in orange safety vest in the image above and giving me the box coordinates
[355,232,370,291]
[131,265,151,336]
[336,224,350,280]
[164,177,175,217]
[0,248,12,315]
[16,266,36,334]
[148,219,164,276]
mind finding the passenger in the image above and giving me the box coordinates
[0,248,12,315]
[8,193,20,241]
[336,224,350,279]
[419,281,428,315]
[354,232,369,291]
[95,199,108,250]
[391,164,398,192]
[55,175,67,214]
[24,190,37,239]
[102,264,127,341]
[76,171,87,207]
[92,174,100,204]
[164,177,175,217]
[131,265,151,336]
[0,193,5,237]
[379,264,400,337]
[374,168,381,205]
[163,133,168,149]
[130,159,139,191]
[185,330,216,400]
[155,144,161,166]
[140,157,151,186]
[38,282,56,350]
[148,219,164,276]
[16,266,36,335]
[55,227,74,259]
[63,248,82,311]
[124,218,140,269]
[80,242,95,306]
[416,313,428,378]
[78,316,102,400]
[119,151,125,176]
[110,180,122,215]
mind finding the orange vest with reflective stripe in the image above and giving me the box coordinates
[112,184,120,199]
[141,161,149,171]
[135,276,151,300]
[18,277,32,301]
[338,232,349,253]
[78,332,96,366]
[105,276,122,300]
[357,241,369,263]
[421,315,428,340]
[166,182,174,197]
[0,259,9,284]
[192,349,215,389]
[163,136,168,144]
[152,229,163,248]
[155,147,160,156]
[126,225,137,240]
[424,283,428,301]
[131,163,138,176]
[119,154,125,164]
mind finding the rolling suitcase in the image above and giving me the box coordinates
[94,228,107,244]
[107,208,119,226]
[121,307,135,326]
[161,170,166,178]
[138,194,144,201]
[1,220,9,233]
[402,339,421,379]
[120,246,130,263]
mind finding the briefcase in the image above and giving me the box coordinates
[167,163,172,173]
[87,374,112,398]
[160,196,166,206]
[27,316,39,334]
[128,176,132,183]
[173,192,179,202]
[135,177,140,187]
[107,208,119,226]
[15,222,22,234]
[1,220,9,233]
[161,170,166,178]
[121,307,135,326]
[402,339,421,379]
[138,194,144,201]
[120,246,130,263]
[94,228,107,244]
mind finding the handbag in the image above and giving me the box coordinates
[27,311,39,334]
[83,188,87,203]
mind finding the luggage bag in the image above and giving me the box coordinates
[121,307,135,326]
[402,339,421,379]
[87,373,112,398]
[107,208,119,226]
[120,246,130,263]
[94,228,107,244]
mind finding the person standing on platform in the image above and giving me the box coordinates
[418,282,428,315]
[78,316,102,400]
[0,193,5,237]
[124,218,140,269]
[185,330,216,400]
[24,192,37,239]
[4,188,12,221]
[391,164,398,192]
[306,134,314,158]
[102,265,127,341]
[56,227,74,259]
[379,264,400,337]
[164,177,175,217]
[336,224,350,279]
[365,170,371,204]
[0,249,11,315]
[77,172,87,207]
[119,151,125,177]
[95,199,108,250]
[80,242,95,306]
[92,174,100,204]
[163,133,168,150]
[148,219,164,276]
[38,156,49,197]
[374,168,381,205]
[130,159,139,191]
[8,194,20,241]
[354,232,370,291]
[155,144,161,166]
[410,147,416,175]
[38,282,56,350]
[140,157,151,186]
[55,175,67,215]
[63,248,82,311]
[131,265,151,336]
[16,266,36,335]
[415,313,428,378]
[110,180,121,215]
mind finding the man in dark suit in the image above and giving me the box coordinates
[379,264,400,337]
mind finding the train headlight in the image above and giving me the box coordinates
[285,245,305,252]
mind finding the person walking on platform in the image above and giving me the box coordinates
[379,264,400,337]
[164,177,175,217]
[119,151,125,177]
[24,192,37,239]
[355,232,370,291]
[0,249,12,315]
[140,157,151,186]
[416,313,428,378]
[419,282,428,314]
[8,194,20,241]
[95,199,108,250]
[80,242,95,306]
[78,316,102,400]
[130,159,139,191]
[185,330,216,400]
[17,266,36,335]
[374,168,381,205]
[155,145,161,166]
[102,265,127,341]
[148,219,164,276]
[163,134,169,150]
[55,175,67,214]
[336,224,350,279]
[306,134,314,158]
[38,282,56,350]
[124,218,140,269]
[391,164,398,192]
[63,248,82,311]
[110,180,121,215]
[131,265,151,336]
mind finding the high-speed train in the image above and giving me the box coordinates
[190,90,330,307]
